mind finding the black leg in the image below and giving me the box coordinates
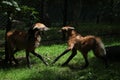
[9,54,13,65]
[81,52,89,68]
[31,50,48,66]
[62,48,77,66]
[26,51,30,68]
[52,48,71,64]
[8,49,13,65]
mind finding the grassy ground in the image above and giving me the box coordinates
[0,24,120,80]
[0,44,120,80]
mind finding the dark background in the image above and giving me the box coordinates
[1,0,120,28]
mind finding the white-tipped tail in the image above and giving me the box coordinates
[96,38,106,56]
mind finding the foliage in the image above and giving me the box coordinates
[17,5,39,24]
[0,0,21,31]
[1,0,120,26]
[1,0,20,13]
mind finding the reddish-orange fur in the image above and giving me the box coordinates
[53,26,107,68]
[6,23,48,67]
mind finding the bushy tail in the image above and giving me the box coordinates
[94,37,108,67]
[93,37,106,57]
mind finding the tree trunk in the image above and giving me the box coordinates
[40,0,44,21]
[110,0,113,24]
[5,12,12,62]
[63,0,68,26]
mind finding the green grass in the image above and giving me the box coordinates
[0,44,120,80]
[0,24,120,80]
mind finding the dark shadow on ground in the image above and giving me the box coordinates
[67,45,120,71]
[0,57,26,69]
[22,57,120,80]
[0,56,42,69]
[106,45,120,62]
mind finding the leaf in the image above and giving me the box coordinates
[2,0,21,11]
[11,0,21,11]
[2,1,13,6]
